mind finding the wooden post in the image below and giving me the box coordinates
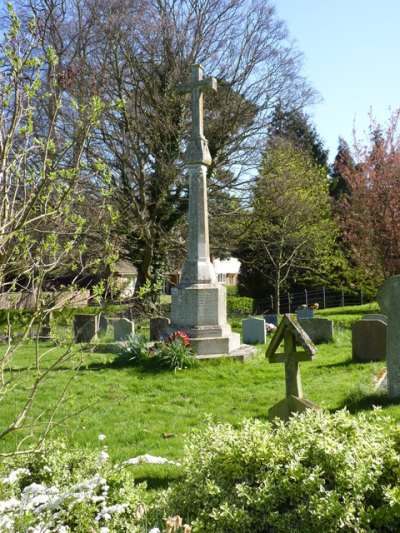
[267,315,319,421]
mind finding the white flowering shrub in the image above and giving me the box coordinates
[0,440,150,532]
[3,411,400,532]
[164,410,400,532]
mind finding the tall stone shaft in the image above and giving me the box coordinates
[181,163,215,284]
[178,64,217,285]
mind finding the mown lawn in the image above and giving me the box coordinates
[0,303,394,485]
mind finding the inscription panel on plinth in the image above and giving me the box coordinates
[171,284,226,327]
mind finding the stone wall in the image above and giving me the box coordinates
[0,290,90,310]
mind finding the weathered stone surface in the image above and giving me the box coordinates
[180,164,216,284]
[264,314,278,326]
[242,318,266,345]
[297,317,334,344]
[190,332,241,356]
[98,314,108,332]
[377,276,400,399]
[172,284,226,326]
[296,309,314,319]
[150,317,171,341]
[74,314,99,342]
[362,313,387,324]
[352,320,386,362]
[172,64,239,356]
[196,343,257,362]
[177,64,217,166]
[113,318,134,341]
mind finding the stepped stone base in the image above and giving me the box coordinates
[196,343,257,362]
[189,331,241,356]
[170,282,240,356]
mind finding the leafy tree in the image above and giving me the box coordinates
[337,110,400,279]
[268,103,329,169]
[19,0,317,298]
[238,139,335,314]
[0,5,116,454]
[329,137,353,200]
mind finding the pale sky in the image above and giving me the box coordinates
[275,0,400,162]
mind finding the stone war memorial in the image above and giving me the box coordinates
[168,64,241,357]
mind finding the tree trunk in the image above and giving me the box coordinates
[274,271,281,315]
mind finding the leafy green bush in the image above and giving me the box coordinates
[164,410,400,532]
[225,285,238,298]
[0,309,35,334]
[227,296,254,317]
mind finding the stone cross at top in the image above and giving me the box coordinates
[178,64,217,165]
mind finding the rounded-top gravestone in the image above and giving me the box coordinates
[377,276,400,399]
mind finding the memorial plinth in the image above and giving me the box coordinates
[171,64,240,356]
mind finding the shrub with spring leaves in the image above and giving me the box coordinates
[164,409,400,532]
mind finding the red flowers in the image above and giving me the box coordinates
[168,331,190,347]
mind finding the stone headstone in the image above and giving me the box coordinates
[377,276,400,399]
[114,318,135,341]
[242,318,266,345]
[150,317,171,341]
[352,320,386,362]
[38,311,53,340]
[74,314,99,342]
[296,309,314,319]
[98,314,108,332]
[297,317,334,344]
[362,313,388,325]
[264,314,278,326]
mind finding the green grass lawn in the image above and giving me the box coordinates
[0,303,394,487]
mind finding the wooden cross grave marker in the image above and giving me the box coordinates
[266,314,320,421]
